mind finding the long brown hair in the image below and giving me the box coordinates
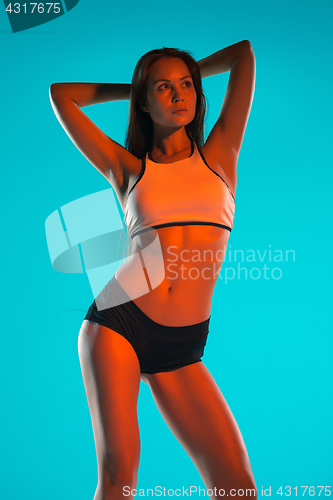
[125,47,207,158]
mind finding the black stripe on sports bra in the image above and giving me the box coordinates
[126,157,146,199]
[196,145,235,201]
[131,221,232,239]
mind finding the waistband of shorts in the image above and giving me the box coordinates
[111,276,211,333]
[111,275,210,338]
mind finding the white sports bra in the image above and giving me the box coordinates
[124,142,235,240]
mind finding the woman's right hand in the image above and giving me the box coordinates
[49,82,140,194]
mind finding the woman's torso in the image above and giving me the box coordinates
[113,143,236,327]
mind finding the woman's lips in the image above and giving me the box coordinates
[172,109,187,114]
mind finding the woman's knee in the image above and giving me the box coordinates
[97,449,140,497]
[209,467,257,500]
[229,474,257,500]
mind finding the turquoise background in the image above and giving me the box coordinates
[1,0,332,498]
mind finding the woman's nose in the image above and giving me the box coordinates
[172,89,184,102]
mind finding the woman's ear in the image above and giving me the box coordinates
[140,102,149,113]
[139,96,149,113]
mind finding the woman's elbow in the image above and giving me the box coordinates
[241,40,255,55]
[49,83,66,102]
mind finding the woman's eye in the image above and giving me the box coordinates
[158,84,169,90]
[183,81,192,87]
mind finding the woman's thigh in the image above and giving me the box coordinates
[78,320,141,490]
[143,362,257,495]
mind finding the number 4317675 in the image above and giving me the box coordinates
[277,486,331,496]
[6,3,61,14]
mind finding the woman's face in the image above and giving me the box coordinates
[142,57,197,130]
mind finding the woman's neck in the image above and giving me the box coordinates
[150,127,192,159]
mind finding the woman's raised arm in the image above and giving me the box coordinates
[197,41,256,191]
[49,82,140,192]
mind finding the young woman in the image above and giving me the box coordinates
[50,41,256,500]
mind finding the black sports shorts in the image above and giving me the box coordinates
[84,276,210,374]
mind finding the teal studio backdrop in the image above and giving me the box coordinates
[1,0,332,498]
